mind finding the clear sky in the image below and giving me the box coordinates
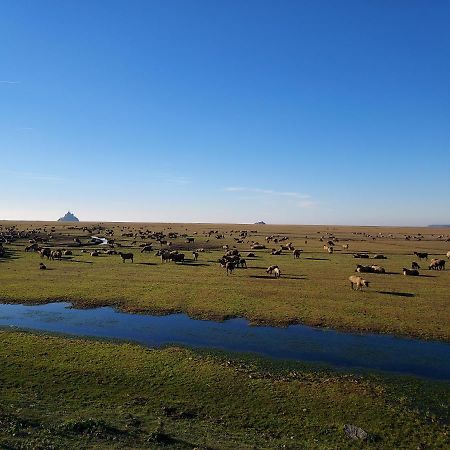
[1,0,449,225]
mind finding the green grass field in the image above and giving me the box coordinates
[0,331,449,449]
[1,221,449,448]
[1,221,449,340]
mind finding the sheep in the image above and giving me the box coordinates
[293,249,302,259]
[25,243,39,252]
[371,265,385,274]
[225,261,235,275]
[414,252,428,260]
[271,248,282,255]
[342,244,349,250]
[192,251,199,261]
[118,252,134,263]
[403,267,419,276]
[239,258,247,268]
[373,254,387,259]
[349,275,370,290]
[90,251,99,257]
[246,252,256,257]
[39,262,47,270]
[355,264,373,273]
[429,259,446,270]
[51,250,62,260]
[446,251,450,259]
[140,245,153,253]
[160,251,171,263]
[39,248,52,259]
[63,250,72,256]
[353,253,369,259]
[411,261,421,270]
[266,265,279,275]
[172,253,185,263]
[326,246,333,254]
[272,267,281,278]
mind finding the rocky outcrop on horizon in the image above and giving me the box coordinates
[57,211,79,222]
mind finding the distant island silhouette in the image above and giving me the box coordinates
[58,211,79,222]
[254,221,266,225]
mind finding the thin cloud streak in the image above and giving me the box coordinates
[224,186,311,199]
[0,80,19,84]
[2,170,64,182]
[165,176,190,185]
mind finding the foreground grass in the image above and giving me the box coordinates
[0,330,448,449]
[1,222,449,340]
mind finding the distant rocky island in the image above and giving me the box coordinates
[255,221,266,225]
[58,211,79,222]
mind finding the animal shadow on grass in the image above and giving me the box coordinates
[137,262,158,266]
[305,257,330,261]
[69,259,93,264]
[0,250,20,263]
[249,274,306,280]
[377,291,415,298]
[182,262,210,267]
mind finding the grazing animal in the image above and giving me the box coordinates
[39,248,52,259]
[293,249,302,259]
[172,253,185,263]
[90,251,99,257]
[239,258,247,268]
[51,250,62,260]
[39,262,46,270]
[429,259,446,270]
[119,252,134,263]
[342,244,349,250]
[355,264,373,273]
[411,261,421,270]
[192,251,199,261]
[371,265,385,274]
[266,265,279,275]
[225,261,235,275]
[246,252,256,257]
[414,252,428,260]
[160,251,171,263]
[403,267,419,276]
[353,253,369,259]
[25,243,39,252]
[373,254,387,259]
[447,251,450,259]
[140,245,153,253]
[349,275,370,290]
[63,250,72,256]
[271,248,282,255]
[272,267,281,278]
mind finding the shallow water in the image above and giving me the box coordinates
[0,302,449,380]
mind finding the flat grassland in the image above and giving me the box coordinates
[1,222,449,448]
[0,331,448,449]
[1,221,449,340]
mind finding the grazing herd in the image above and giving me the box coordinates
[0,224,448,295]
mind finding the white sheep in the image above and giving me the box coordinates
[349,275,370,290]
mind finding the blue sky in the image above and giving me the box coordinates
[1,0,449,225]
